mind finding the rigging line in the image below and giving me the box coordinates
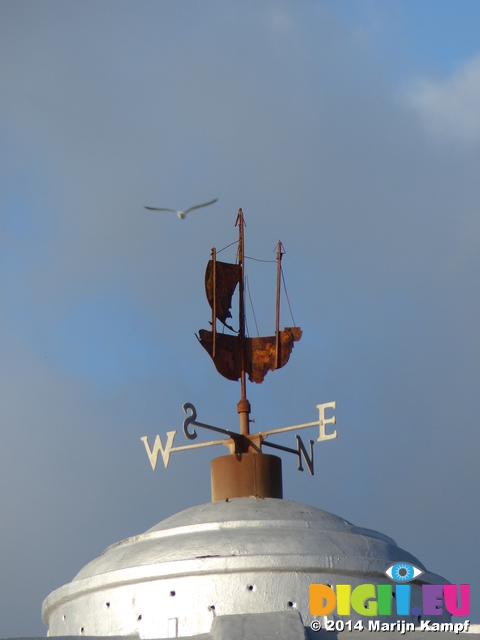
[216,239,239,255]
[244,255,277,263]
[242,276,251,338]
[281,266,296,327]
[246,275,260,337]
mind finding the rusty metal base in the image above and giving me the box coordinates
[211,453,283,501]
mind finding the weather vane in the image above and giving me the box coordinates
[142,209,337,499]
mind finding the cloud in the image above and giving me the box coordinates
[406,52,480,143]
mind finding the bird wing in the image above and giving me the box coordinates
[182,198,218,215]
[144,206,180,213]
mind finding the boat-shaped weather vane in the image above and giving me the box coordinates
[142,209,337,499]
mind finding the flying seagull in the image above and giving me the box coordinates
[144,198,218,219]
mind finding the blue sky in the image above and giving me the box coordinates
[1,1,480,635]
[328,0,480,76]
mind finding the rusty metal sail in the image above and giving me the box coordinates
[205,259,241,329]
[198,326,302,384]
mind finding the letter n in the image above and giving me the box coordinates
[296,435,314,475]
[141,432,176,470]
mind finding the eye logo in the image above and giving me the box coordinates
[385,562,424,583]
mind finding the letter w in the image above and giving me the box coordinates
[141,432,176,470]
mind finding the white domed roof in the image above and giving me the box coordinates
[42,498,449,638]
[73,498,422,579]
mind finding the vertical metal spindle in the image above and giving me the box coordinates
[236,209,250,437]
[212,247,216,359]
[275,241,283,369]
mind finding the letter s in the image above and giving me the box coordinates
[183,403,197,440]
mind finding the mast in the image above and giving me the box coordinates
[275,241,283,369]
[235,209,250,437]
[211,247,216,359]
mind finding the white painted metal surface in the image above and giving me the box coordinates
[42,498,450,638]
